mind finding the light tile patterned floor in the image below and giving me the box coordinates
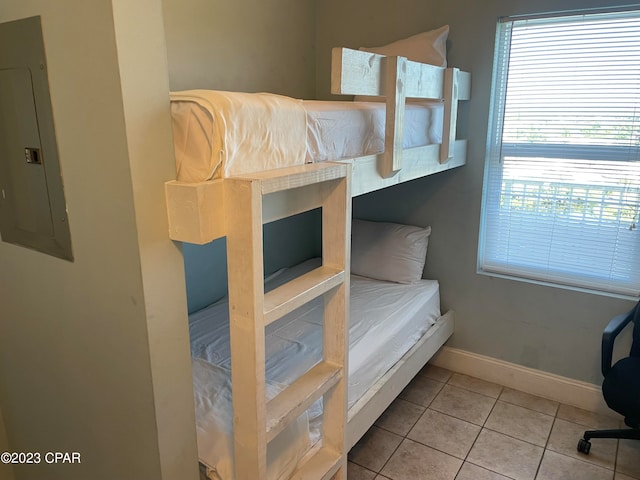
[347,365,640,480]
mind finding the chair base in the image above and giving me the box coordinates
[577,428,640,455]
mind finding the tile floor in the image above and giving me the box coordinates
[347,364,640,480]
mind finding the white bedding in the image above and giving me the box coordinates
[170,90,444,182]
[189,258,441,480]
[304,100,443,164]
[191,359,309,480]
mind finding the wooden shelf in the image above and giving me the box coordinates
[264,266,344,325]
[266,361,342,443]
[234,162,349,195]
[290,446,343,480]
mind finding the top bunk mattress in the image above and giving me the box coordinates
[170,90,444,182]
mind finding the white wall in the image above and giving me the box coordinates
[315,0,638,385]
[0,1,197,479]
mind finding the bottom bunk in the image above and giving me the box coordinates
[189,257,454,480]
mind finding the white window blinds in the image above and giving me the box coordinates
[478,9,640,296]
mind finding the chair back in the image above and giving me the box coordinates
[631,301,640,358]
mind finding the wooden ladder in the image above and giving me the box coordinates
[225,162,351,480]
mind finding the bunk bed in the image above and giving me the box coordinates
[164,44,471,480]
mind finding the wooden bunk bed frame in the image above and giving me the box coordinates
[165,47,470,480]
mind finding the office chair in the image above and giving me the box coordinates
[577,302,640,454]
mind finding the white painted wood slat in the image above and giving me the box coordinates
[383,56,407,177]
[290,447,343,480]
[319,165,350,480]
[266,361,342,442]
[440,68,459,164]
[264,266,344,325]
[331,47,445,99]
[235,162,349,195]
[223,164,350,480]
[224,178,268,480]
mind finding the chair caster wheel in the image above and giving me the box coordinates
[577,438,591,454]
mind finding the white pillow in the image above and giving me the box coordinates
[354,25,449,102]
[359,25,449,67]
[351,219,431,284]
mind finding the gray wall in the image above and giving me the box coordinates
[0,407,13,480]
[0,1,198,479]
[2,3,633,478]
[162,0,316,98]
[1,1,320,477]
[162,0,321,312]
[183,210,322,313]
[315,0,638,384]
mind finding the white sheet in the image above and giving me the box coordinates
[192,359,309,480]
[170,91,444,182]
[304,100,443,164]
[171,90,308,182]
[189,258,441,480]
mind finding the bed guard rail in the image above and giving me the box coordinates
[330,47,471,177]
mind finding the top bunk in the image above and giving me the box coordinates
[165,46,471,245]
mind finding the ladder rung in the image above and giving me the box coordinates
[264,266,344,325]
[290,447,343,480]
[266,361,342,443]
[234,163,349,195]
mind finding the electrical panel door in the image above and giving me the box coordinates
[0,16,72,260]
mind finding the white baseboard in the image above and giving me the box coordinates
[431,347,615,417]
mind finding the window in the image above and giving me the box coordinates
[478,9,640,297]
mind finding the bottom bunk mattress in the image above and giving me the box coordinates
[189,258,442,480]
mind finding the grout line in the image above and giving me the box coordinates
[612,437,620,476]
[479,424,552,450]
[443,380,504,401]
[375,432,404,477]
[347,461,378,478]
[543,415,556,450]
[365,369,630,479]
[496,397,559,419]
[545,448,618,474]
[397,380,444,410]
[532,417,552,479]
[462,459,518,479]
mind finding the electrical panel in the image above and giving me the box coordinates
[0,16,72,260]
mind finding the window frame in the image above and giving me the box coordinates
[477,8,640,298]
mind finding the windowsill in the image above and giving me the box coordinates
[476,268,639,302]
